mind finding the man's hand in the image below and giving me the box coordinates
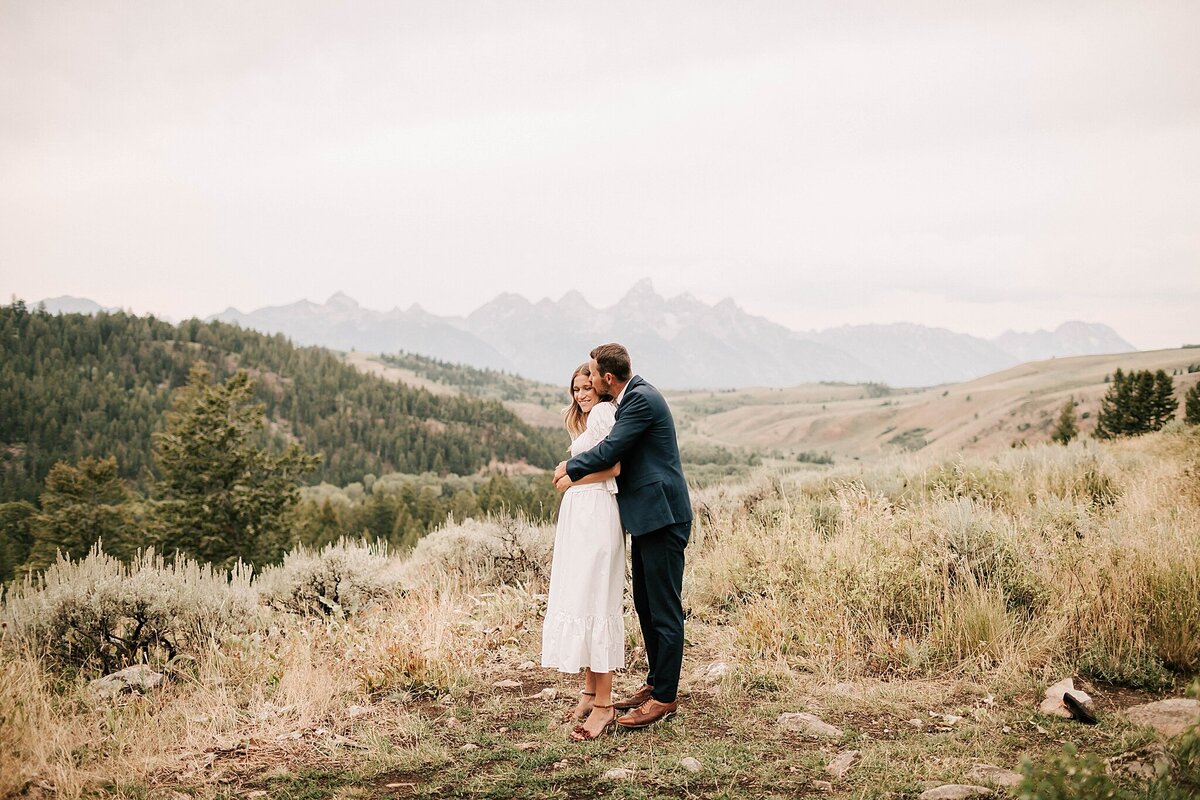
[553,460,568,482]
[554,474,574,492]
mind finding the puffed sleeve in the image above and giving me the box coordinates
[585,401,617,441]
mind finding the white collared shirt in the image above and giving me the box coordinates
[613,380,630,407]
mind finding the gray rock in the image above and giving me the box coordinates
[88,665,165,699]
[680,757,703,773]
[778,712,843,739]
[705,662,730,679]
[604,768,635,780]
[825,750,859,778]
[1122,698,1200,738]
[919,786,993,800]
[965,764,1022,788]
[1039,677,1092,719]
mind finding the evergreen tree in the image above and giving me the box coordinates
[1150,370,1178,429]
[1051,398,1078,445]
[1185,382,1200,426]
[0,500,37,583]
[24,457,138,572]
[1095,368,1131,439]
[154,364,320,567]
[1095,368,1178,438]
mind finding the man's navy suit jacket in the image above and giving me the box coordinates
[566,375,692,536]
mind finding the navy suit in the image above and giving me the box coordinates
[567,375,691,703]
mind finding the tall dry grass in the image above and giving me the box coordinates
[1,426,1197,796]
[687,424,1200,686]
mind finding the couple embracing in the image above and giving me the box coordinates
[542,343,692,741]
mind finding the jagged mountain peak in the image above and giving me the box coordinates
[325,291,360,309]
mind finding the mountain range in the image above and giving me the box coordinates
[39,284,1136,388]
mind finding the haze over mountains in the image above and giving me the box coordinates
[39,283,1135,388]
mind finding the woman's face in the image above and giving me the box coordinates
[572,373,599,414]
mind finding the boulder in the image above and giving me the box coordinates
[1122,698,1200,738]
[919,785,993,800]
[88,665,165,699]
[778,712,843,739]
[965,764,1022,788]
[825,750,859,778]
[1039,677,1093,719]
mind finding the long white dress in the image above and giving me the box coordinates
[541,401,626,674]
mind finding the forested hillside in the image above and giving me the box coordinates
[0,301,562,504]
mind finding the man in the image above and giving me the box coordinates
[553,343,692,729]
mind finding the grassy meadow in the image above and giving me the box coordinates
[3,422,1199,799]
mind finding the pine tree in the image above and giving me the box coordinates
[24,457,138,572]
[1051,398,1078,445]
[0,500,37,583]
[153,364,320,567]
[1149,370,1178,429]
[1185,382,1200,425]
[1095,368,1131,438]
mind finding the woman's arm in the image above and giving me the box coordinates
[555,462,619,491]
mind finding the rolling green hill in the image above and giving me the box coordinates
[0,301,562,504]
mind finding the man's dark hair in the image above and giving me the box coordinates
[590,343,632,382]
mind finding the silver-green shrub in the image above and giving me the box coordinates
[399,514,552,588]
[256,538,402,616]
[0,544,258,674]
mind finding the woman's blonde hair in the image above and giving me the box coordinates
[563,363,592,439]
[562,362,613,439]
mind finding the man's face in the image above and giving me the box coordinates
[589,357,612,396]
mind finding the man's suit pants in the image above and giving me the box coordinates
[630,520,690,704]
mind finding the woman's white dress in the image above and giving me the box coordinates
[541,401,626,674]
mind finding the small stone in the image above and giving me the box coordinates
[493,679,522,689]
[680,757,702,773]
[515,741,539,751]
[1040,677,1092,719]
[460,743,479,752]
[965,764,1022,788]
[247,791,267,798]
[825,750,859,778]
[705,662,730,678]
[1122,698,1200,738]
[498,726,508,734]
[553,760,569,770]
[517,660,536,671]
[931,713,964,726]
[919,785,993,799]
[812,780,833,792]
[346,704,368,718]
[523,687,558,700]
[604,768,635,780]
[88,665,165,699]
[778,712,843,739]
[909,718,924,729]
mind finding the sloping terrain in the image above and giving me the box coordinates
[673,348,1200,460]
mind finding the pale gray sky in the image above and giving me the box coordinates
[2,1,1198,348]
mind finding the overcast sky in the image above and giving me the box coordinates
[2,1,1198,349]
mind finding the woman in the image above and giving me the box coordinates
[541,363,624,741]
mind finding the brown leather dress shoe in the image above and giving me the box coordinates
[612,684,655,710]
[616,698,678,729]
